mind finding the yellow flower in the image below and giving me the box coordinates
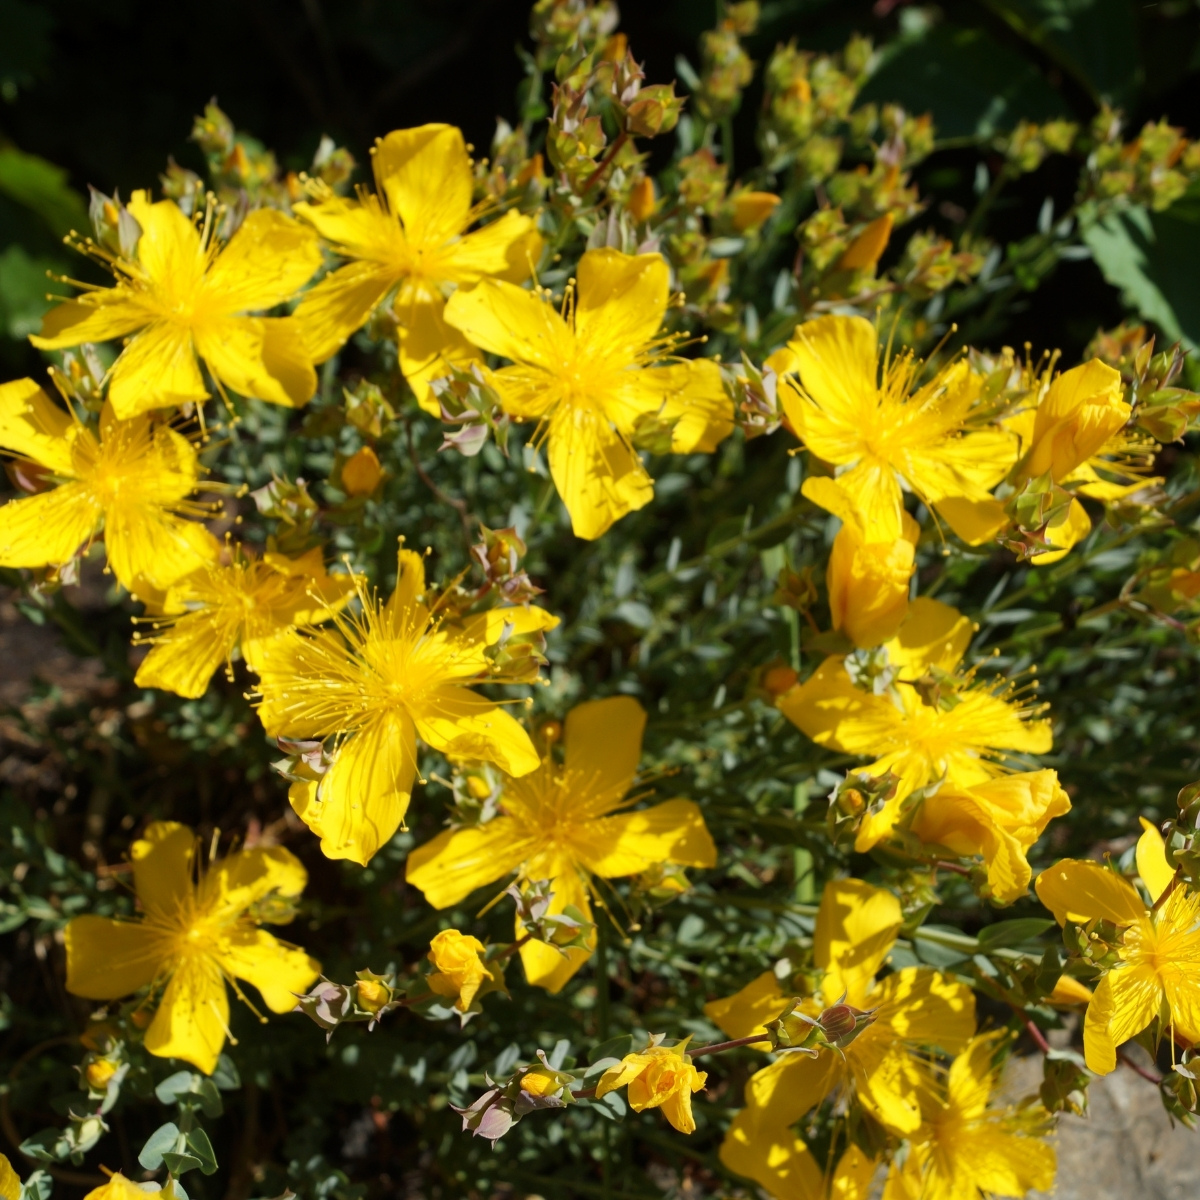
[1036,818,1200,1074]
[293,124,542,413]
[883,1035,1056,1200]
[427,928,492,1012]
[909,770,1070,904]
[443,248,733,539]
[0,379,217,598]
[64,822,320,1075]
[254,545,558,866]
[31,194,322,418]
[731,190,781,232]
[769,315,1016,545]
[341,445,382,496]
[84,1174,181,1200]
[406,696,716,992]
[134,544,357,699]
[0,1151,20,1200]
[595,1039,708,1134]
[805,476,917,649]
[707,879,976,1200]
[777,598,1052,852]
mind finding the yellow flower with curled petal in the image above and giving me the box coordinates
[0,378,217,598]
[910,770,1070,904]
[768,315,1017,545]
[1036,818,1200,1074]
[805,476,917,649]
[64,822,320,1075]
[406,696,716,993]
[706,878,976,1200]
[134,544,358,699]
[31,194,322,418]
[443,248,733,540]
[777,598,1052,852]
[427,929,493,1012]
[883,1034,1056,1200]
[293,124,542,412]
[595,1038,708,1134]
[254,545,558,866]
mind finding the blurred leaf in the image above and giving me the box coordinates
[1083,202,1200,351]
[0,147,87,237]
[0,244,61,341]
[976,917,1056,949]
[861,24,1070,139]
[984,0,1141,107]
[139,1121,181,1171]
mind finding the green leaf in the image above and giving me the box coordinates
[589,1035,633,1065]
[185,1127,219,1176]
[18,1169,53,1200]
[162,1151,204,1177]
[154,1072,197,1105]
[138,1121,181,1171]
[1082,203,1200,351]
[0,245,63,341]
[985,0,1141,108]
[212,1054,241,1090]
[0,147,87,237]
[860,24,1070,139]
[976,917,1056,949]
[18,1130,65,1165]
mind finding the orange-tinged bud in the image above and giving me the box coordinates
[85,1058,118,1090]
[427,929,489,1012]
[838,213,894,271]
[516,153,545,186]
[732,191,781,232]
[628,176,657,222]
[519,1070,559,1096]
[356,979,391,1014]
[342,446,382,496]
[129,1008,152,1030]
[601,33,627,62]
[763,666,798,696]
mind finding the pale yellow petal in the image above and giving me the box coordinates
[870,966,977,1053]
[194,316,316,407]
[1035,858,1146,926]
[30,294,148,350]
[131,821,197,915]
[107,321,208,418]
[65,916,163,999]
[574,799,717,877]
[703,971,789,1042]
[441,209,542,284]
[885,596,974,677]
[406,817,532,908]
[134,607,241,699]
[443,277,573,370]
[127,191,205,290]
[573,248,669,361]
[414,685,541,777]
[786,315,880,435]
[293,260,396,363]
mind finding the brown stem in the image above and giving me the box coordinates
[1118,1048,1163,1084]
[686,1034,772,1058]
[1150,866,1183,915]
[935,860,973,878]
[1010,1006,1051,1054]
[581,132,629,196]
[492,933,534,963]
[397,990,435,1008]
[406,418,472,541]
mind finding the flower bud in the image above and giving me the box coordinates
[428,929,491,1012]
[85,1057,118,1091]
[342,446,382,497]
[355,976,393,1015]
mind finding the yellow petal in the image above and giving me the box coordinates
[217,927,320,1013]
[293,260,396,363]
[373,124,473,249]
[1025,358,1127,482]
[839,213,893,270]
[194,316,316,407]
[0,483,100,569]
[104,500,219,597]
[703,971,789,1043]
[847,1032,925,1133]
[406,816,532,908]
[906,428,1017,504]
[0,377,76,474]
[394,286,480,415]
[518,868,595,993]
[573,248,669,360]
[83,1175,164,1200]
[0,1153,20,1200]
[127,191,205,289]
[297,708,418,865]
[831,1144,879,1200]
[933,495,1011,546]
[785,315,879,441]
[106,321,208,418]
[200,843,309,918]
[776,656,905,755]
[414,684,541,776]
[144,956,229,1075]
[816,879,902,1006]
[443,277,573,370]
[1048,974,1094,1007]
[575,799,717,876]
[633,359,733,454]
[1082,969,1119,1074]
[1035,858,1146,926]
[827,520,916,649]
[828,456,905,543]
[202,208,322,311]
[1136,816,1175,902]
[884,596,974,677]
[1091,960,1163,1074]
[134,607,240,699]
[441,209,542,284]
[563,695,646,809]
[30,294,147,350]
[1030,497,1091,566]
[547,402,654,539]
[65,916,162,999]
[870,966,976,1053]
[131,821,197,915]
[945,1032,999,1118]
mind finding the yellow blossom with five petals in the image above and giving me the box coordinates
[65,822,320,1075]
[406,696,716,992]
[31,195,322,418]
[254,546,558,866]
[443,248,733,539]
[0,378,217,598]
[293,124,542,411]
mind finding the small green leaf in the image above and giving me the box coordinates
[977,918,1056,949]
[162,1151,204,1177]
[138,1121,181,1171]
[186,1127,219,1176]
[589,1035,633,1065]
[0,147,87,237]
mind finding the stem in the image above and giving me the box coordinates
[1010,1005,1051,1054]
[581,131,629,196]
[686,1034,771,1057]
[492,932,534,962]
[1151,867,1183,915]
[1118,1048,1163,1084]
[406,417,472,541]
[595,917,611,1043]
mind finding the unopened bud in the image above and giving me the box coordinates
[85,1058,118,1090]
[342,446,382,496]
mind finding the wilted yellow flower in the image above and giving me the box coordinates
[65,822,319,1075]
[31,194,321,418]
[910,770,1070,903]
[407,696,716,992]
[1036,818,1200,1074]
[0,378,217,599]
[770,315,1016,544]
[427,929,494,1012]
[255,545,557,865]
[838,211,894,270]
[708,879,975,1199]
[884,1035,1056,1200]
[777,598,1052,851]
[731,190,781,232]
[294,124,541,412]
[443,248,733,539]
[134,544,357,699]
[596,1039,708,1134]
[0,1152,20,1200]
[341,445,382,496]
[805,475,917,648]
